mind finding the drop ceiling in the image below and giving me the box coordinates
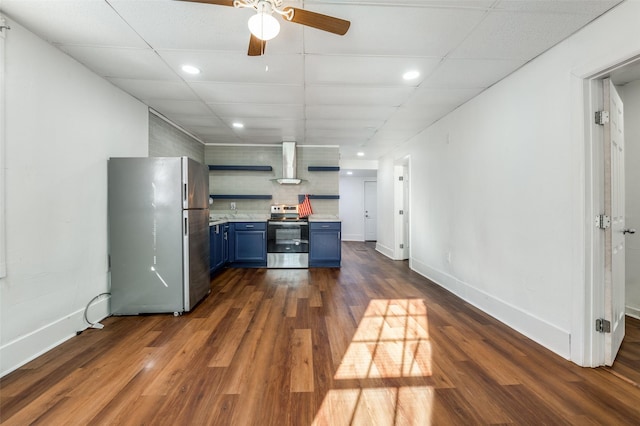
[0,0,623,161]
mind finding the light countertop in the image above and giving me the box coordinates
[209,213,340,226]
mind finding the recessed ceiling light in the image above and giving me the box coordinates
[347,171,353,175]
[357,152,365,157]
[181,64,201,75]
[232,122,244,129]
[403,70,420,81]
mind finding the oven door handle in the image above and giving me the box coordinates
[269,222,308,226]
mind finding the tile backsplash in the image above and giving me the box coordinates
[205,145,339,215]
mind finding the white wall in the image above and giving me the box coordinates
[0,19,148,376]
[377,1,640,364]
[619,80,640,319]
[339,176,376,241]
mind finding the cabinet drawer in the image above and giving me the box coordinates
[233,222,266,231]
[310,222,341,231]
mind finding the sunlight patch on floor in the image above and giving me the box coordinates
[335,299,431,380]
[312,386,434,426]
[314,299,434,425]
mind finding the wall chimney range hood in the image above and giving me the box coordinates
[275,141,303,185]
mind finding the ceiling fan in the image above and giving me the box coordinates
[178,0,351,56]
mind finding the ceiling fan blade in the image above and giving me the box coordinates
[176,0,235,6]
[283,7,350,36]
[248,34,266,56]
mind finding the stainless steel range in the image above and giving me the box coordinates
[267,204,309,268]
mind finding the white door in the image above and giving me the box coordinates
[364,181,377,241]
[604,78,625,366]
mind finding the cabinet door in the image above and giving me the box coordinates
[309,223,341,267]
[223,225,229,264]
[209,225,216,274]
[213,226,224,270]
[234,230,266,262]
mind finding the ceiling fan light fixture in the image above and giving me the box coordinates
[248,12,280,41]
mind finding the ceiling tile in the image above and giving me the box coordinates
[146,100,212,116]
[161,114,225,128]
[306,119,385,131]
[422,58,526,89]
[306,128,376,139]
[1,0,148,47]
[225,117,304,133]
[189,82,304,104]
[107,78,198,101]
[233,128,304,143]
[158,50,304,84]
[451,10,602,60]
[306,85,416,106]
[305,55,441,86]
[405,87,484,108]
[209,103,304,120]
[302,4,487,56]
[57,46,177,80]
[306,105,398,121]
[494,0,622,15]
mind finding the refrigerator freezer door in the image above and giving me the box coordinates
[109,157,185,315]
[183,208,210,311]
[183,157,209,210]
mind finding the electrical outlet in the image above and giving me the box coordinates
[230,202,236,210]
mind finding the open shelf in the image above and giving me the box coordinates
[208,165,273,171]
[210,194,273,200]
[298,194,340,202]
[308,166,340,172]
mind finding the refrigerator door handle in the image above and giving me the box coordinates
[184,217,188,236]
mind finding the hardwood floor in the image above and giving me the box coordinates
[2,241,640,425]
[604,316,640,388]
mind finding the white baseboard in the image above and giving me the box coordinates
[375,242,395,259]
[0,296,110,377]
[626,306,640,320]
[342,233,364,242]
[410,258,571,360]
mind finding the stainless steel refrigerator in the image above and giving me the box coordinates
[108,157,210,315]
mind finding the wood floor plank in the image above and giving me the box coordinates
[290,329,314,393]
[2,242,640,425]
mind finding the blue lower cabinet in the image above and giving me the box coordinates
[309,222,341,267]
[229,222,267,267]
[209,224,226,277]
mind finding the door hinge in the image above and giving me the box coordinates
[595,214,611,229]
[398,176,404,181]
[399,210,404,215]
[595,110,610,125]
[399,244,404,249]
[595,318,611,333]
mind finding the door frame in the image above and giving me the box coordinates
[577,54,640,367]
[393,156,411,261]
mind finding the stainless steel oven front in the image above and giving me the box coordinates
[267,220,309,268]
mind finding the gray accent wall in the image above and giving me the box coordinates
[205,145,339,215]
[149,112,204,163]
